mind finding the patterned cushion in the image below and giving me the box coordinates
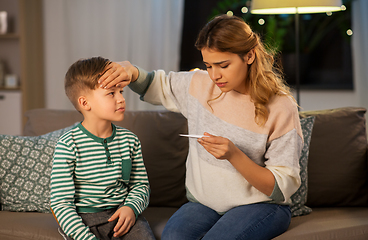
[290,116,315,217]
[0,124,77,213]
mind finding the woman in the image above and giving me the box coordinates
[99,15,302,240]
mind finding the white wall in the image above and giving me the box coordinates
[42,0,183,111]
[43,0,72,110]
[293,90,359,112]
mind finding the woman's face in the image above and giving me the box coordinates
[201,48,254,94]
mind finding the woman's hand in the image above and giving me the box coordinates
[98,61,139,89]
[198,132,275,196]
[108,206,136,237]
[197,132,240,160]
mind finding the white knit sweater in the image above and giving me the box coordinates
[130,68,302,213]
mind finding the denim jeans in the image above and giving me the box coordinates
[162,202,291,240]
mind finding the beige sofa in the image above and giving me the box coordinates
[0,107,367,240]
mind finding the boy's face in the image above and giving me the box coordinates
[85,86,126,122]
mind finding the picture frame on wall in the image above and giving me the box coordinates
[5,74,18,88]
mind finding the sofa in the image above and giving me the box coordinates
[0,107,367,240]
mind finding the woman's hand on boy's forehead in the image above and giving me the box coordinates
[98,61,134,89]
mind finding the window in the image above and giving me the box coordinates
[180,0,353,90]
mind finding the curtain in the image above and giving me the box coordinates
[352,0,368,109]
[43,0,184,111]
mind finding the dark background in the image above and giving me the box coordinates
[179,0,353,90]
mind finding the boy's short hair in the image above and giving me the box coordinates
[65,56,111,110]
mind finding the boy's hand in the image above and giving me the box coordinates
[98,61,138,89]
[108,206,136,237]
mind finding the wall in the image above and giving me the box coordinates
[293,89,359,111]
[42,0,183,112]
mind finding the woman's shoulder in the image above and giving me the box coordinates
[189,70,219,97]
[266,93,301,141]
[267,93,298,116]
[170,69,210,84]
[191,69,210,81]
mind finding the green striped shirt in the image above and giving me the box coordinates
[50,123,150,240]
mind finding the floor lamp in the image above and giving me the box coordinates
[250,0,342,105]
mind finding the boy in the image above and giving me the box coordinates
[50,57,154,240]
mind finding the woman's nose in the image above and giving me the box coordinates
[209,68,221,80]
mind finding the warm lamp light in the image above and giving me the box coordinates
[251,0,343,14]
[250,0,343,104]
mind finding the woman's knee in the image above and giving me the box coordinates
[238,204,291,240]
[202,203,291,240]
[162,202,220,240]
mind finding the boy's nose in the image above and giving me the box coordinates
[117,95,125,103]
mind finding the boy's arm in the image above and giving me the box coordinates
[50,141,99,240]
[123,138,150,218]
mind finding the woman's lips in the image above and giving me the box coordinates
[216,82,226,88]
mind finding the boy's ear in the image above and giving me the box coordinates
[78,96,91,111]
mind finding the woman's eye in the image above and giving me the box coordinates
[108,92,114,96]
[120,90,124,95]
[205,65,211,69]
[221,65,229,69]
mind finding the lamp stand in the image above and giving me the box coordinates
[295,10,301,105]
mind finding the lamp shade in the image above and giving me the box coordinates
[251,0,342,14]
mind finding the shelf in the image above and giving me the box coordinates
[0,0,44,134]
[0,86,21,91]
[0,33,20,39]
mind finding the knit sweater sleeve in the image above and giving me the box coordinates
[50,136,98,240]
[129,67,195,117]
[264,96,303,204]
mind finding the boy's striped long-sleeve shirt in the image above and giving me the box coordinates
[50,123,150,240]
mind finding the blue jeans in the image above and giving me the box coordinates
[162,202,291,240]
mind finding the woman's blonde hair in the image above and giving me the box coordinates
[195,14,293,126]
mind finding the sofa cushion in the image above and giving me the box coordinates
[274,207,368,240]
[290,116,314,217]
[0,211,61,240]
[299,107,368,207]
[142,207,179,240]
[0,124,77,213]
[23,109,83,136]
[113,111,189,208]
